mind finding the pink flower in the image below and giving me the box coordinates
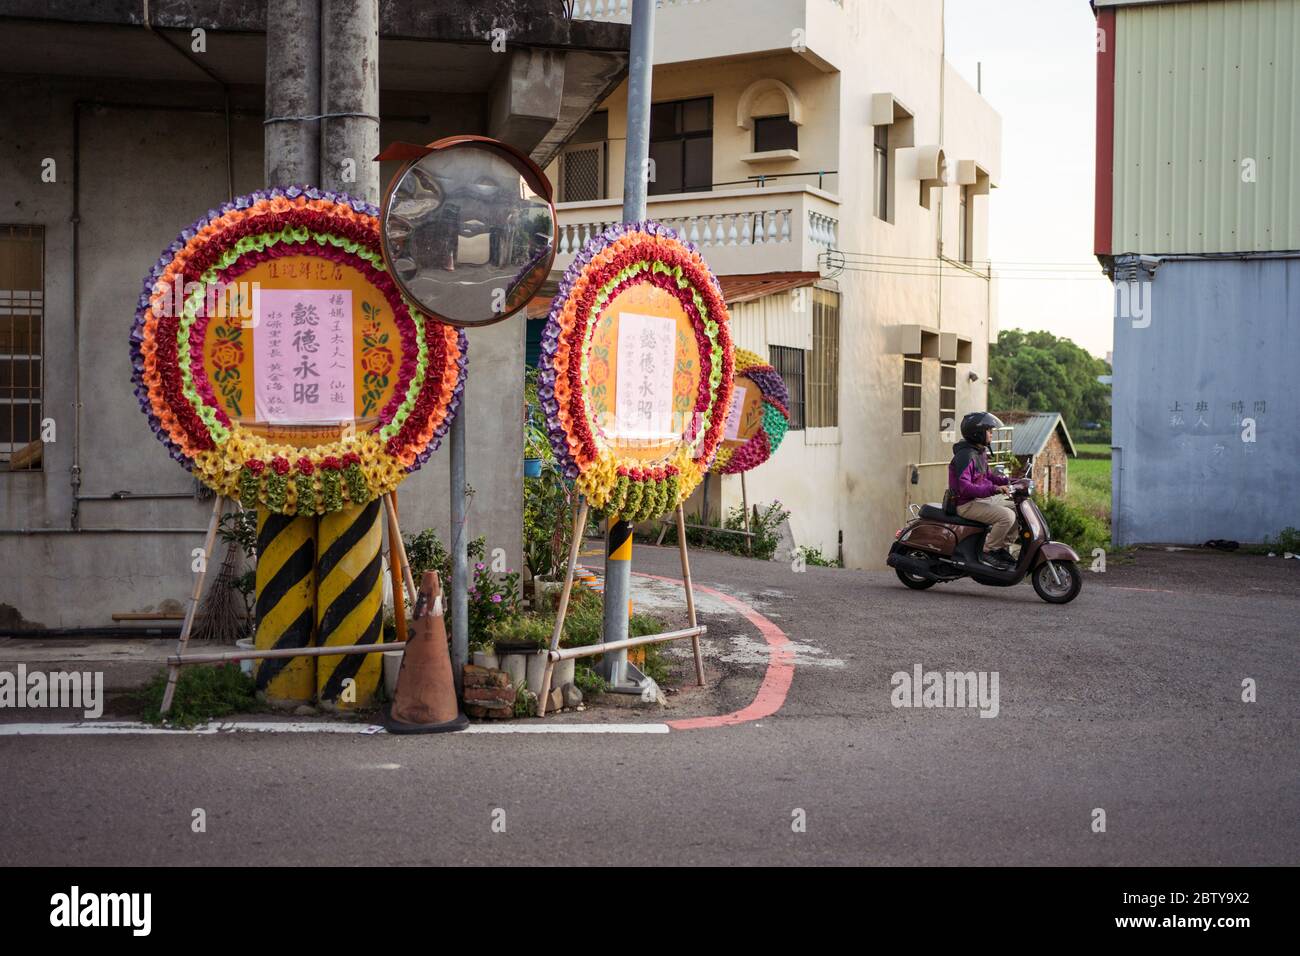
[491,594,502,604]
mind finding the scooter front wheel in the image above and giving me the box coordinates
[1032,559,1082,604]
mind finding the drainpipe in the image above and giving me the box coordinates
[70,104,82,530]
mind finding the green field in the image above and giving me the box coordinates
[1068,443,1111,524]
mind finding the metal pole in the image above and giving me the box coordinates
[622,0,656,224]
[449,404,468,692]
[598,0,656,694]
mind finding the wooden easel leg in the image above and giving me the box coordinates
[675,503,705,686]
[161,494,225,716]
[741,472,751,555]
[538,497,589,717]
[383,493,409,646]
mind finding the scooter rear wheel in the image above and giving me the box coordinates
[895,549,938,590]
[1032,560,1082,604]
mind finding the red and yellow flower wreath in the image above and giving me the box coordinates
[537,221,734,522]
[129,186,466,516]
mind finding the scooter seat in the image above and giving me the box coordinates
[919,503,988,528]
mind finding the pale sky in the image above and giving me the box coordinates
[944,0,1114,360]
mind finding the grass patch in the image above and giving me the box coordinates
[1067,454,1111,524]
[1074,442,1112,459]
[136,664,258,728]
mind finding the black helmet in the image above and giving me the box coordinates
[960,412,1003,445]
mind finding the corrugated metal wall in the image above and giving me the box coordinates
[1112,0,1300,254]
[728,289,812,356]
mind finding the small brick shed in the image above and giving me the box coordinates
[995,411,1076,498]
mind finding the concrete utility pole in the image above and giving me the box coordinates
[320,0,380,203]
[265,0,321,186]
[599,0,656,693]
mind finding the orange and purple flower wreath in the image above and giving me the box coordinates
[129,186,466,515]
[711,348,790,475]
[537,221,733,522]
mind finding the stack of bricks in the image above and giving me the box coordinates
[462,664,516,719]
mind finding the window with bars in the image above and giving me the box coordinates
[649,97,712,195]
[807,289,839,428]
[769,345,805,431]
[939,360,957,435]
[1,225,43,472]
[902,356,922,435]
[559,110,608,203]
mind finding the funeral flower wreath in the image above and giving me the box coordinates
[130,187,466,515]
[537,221,734,522]
[710,348,791,475]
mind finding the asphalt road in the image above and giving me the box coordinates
[1,545,1296,866]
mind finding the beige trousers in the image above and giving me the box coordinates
[957,494,1017,550]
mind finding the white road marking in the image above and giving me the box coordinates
[0,720,671,736]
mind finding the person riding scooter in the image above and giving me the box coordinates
[949,412,1018,567]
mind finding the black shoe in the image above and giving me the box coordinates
[991,548,1017,565]
[981,551,1012,568]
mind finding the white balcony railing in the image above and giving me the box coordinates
[553,184,839,276]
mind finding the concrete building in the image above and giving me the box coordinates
[1095,0,1300,545]
[546,0,1002,567]
[0,0,629,630]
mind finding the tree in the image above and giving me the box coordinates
[989,330,1111,427]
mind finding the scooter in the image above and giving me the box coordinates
[886,459,1083,604]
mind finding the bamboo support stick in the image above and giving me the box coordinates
[676,503,705,686]
[537,497,589,717]
[172,640,406,666]
[546,625,706,662]
[160,495,224,716]
[741,471,752,556]
[383,493,408,646]
[387,492,418,611]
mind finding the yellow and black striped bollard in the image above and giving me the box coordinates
[315,499,385,709]
[254,511,318,704]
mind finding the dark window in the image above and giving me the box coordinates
[807,289,839,428]
[649,97,712,195]
[873,125,890,221]
[939,361,957,434]
[770,345,805,430]
[1,225,43,472]
[902,356,922,435]
[754,114,798,152]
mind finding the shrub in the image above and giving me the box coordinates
[1036,494,1109,556]
[656,499,791,560]
[794,545,841,568]
[136,664,257,728]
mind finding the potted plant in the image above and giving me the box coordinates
[524,458,576,609]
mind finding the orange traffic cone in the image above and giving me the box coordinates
[384,570,468,734]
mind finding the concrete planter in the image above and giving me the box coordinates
[499,652,528,690]
[234,638,256,678]
[551,658,575,691]
[382,650,404,699]
[472,650,499,670]
[525,651,548,696]
[533,573,564,611]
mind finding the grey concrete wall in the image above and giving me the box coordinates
[0,75,523,628]
[1111,257,1300,545]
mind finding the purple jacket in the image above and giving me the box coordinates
[948,440,1009,506]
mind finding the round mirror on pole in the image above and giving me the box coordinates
[377,135,557,328]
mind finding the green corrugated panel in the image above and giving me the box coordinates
[1113,0,1300,254]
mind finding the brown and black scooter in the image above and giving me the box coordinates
[886,460,1083,603]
